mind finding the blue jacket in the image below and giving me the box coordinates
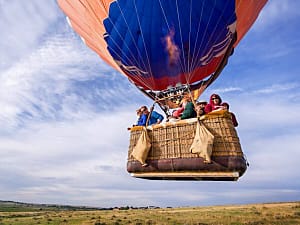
[137,114,147,126]
[137,111,164,126]
[148,111,164,125]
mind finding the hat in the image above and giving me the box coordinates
[197,99,207,104]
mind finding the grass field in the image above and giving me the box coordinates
[0,201,300,225]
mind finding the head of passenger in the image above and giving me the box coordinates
[196,100,207,109]
[140,106,149,115]
[210,94,222,106]
[136,108,142,116]
[221,102,229,111]
[195,100,207,115]
[180,96,191,108]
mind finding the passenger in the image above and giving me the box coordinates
[180,97,196,119]
[221,102,238,127]
[195,100,207,117]
[172,106,184,119]
[204,93,225,113]
[136,108,144,126]
[172,97,188,119]
[138,106,164,126]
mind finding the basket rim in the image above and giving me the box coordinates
[129,110,232,131]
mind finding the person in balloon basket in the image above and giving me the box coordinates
[180,97,197,119]
[195,100,207,117]
[171,96,189,119]
[221,102,238,127]
[137,106,164,126]
[168,96,196,120]
[204,93,225,113]
[135,108,143,125]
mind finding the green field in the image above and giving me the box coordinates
[0,201,300,225]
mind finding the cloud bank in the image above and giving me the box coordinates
[0,0,299,207]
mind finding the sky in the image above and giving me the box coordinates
[0,0,300,208]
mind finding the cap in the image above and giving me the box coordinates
[197,99,207,104]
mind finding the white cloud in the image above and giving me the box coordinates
[210,87,243,94]
[254,83,299,94]
[1,92,299,207]
[0,109,135,204]
[253,0,300,30]
[0,0,299,208]
[0,0,61,69]
[0,27,139,133]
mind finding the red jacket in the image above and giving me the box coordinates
[221,102,239,127]
[230,112,238,127]
[204,94,223,114]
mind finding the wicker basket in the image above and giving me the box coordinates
[128,110,243,161]
[127,110,247,180]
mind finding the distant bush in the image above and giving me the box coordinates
[94,221,106,225]
[294,212,300,217]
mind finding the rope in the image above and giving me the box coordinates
[188,0,205,78]
[189,0,216,79]
[175,0,187,74]
[189,0,235,83]
[145,102,156,127]
[83,0,255,109]
[132,0,155,88]
[84,0,155,91]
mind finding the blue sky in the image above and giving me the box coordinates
[0,0,300,208]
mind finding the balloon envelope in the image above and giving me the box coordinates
[58,0,267,91]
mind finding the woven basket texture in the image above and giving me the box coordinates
[128,111,243,161]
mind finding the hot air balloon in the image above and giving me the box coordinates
[58,0,267,181]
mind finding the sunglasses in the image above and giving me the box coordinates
[212,97,219,100]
